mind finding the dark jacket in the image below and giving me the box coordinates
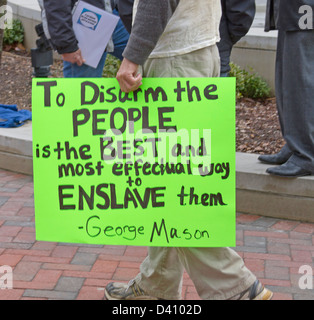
[117,0,134,33]
[265,0,314,31]
[217,0,255,75]
[43,0,106,54]
[219,0,256,47]
[265,0,279,31]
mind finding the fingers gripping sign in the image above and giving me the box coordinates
[116,58,143,93]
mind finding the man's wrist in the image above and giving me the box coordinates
[56,43,79,55]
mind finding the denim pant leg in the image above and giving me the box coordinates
[63,51,108,78]
[63,9,129,78]
[110,8,130,60]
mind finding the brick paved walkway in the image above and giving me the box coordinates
[0,168,313,300]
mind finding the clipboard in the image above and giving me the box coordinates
[72,0,120,68]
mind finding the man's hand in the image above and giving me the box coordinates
[62,49,85,66]
[116,58,142,93]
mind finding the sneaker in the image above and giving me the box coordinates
[231,280,273,300]
[105,280,160,300]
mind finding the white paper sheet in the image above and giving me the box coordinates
[72,0,119,68]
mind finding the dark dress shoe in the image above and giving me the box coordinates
[266,161,312,178]
[258,145,293,165]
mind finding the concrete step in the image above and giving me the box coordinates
[0,122,314,223]
[0,122,33,175]
[236,153,314,223]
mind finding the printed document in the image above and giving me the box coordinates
[72,0,119,68]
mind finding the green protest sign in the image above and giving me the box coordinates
[32,77,236,247]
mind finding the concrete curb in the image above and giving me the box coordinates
[0,122,33,175]
[236,153,314,223]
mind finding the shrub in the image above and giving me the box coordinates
[102,54,121,78]
[229,62,271,99]
[3,19,24,45]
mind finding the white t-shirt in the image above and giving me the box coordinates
[133,0,221,59]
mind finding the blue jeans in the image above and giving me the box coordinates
[63,9,129,78]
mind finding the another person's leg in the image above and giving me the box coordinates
[266,30,314,177]
[258,30,293,165]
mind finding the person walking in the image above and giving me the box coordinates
[117,0,256,78]
[104,0,273,301]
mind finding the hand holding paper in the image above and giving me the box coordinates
[72,1,119,68]
[62,49,86,66]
